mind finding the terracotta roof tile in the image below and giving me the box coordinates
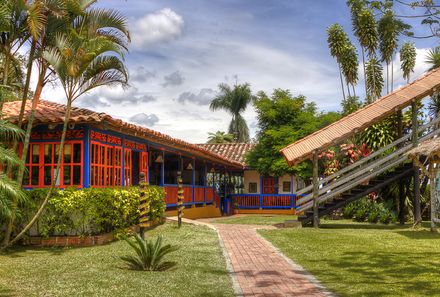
[3,100,243,168]
[281,67,440,166]
[197,143,255,166]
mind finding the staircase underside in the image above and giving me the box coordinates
[298,164,415,226]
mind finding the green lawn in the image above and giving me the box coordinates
[0,222,234,297]
[260,220,440,297]
[210,214,297,225]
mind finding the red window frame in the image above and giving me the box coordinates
[90,141,122,187]
[22,141,83,188]
[124,148,132,186]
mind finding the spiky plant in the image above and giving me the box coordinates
[399,42,417,84]
[378,9,399,93]
[340,42,359,97]
[120,234,178,271]
[327,23,350,100]
[365,58,384,103]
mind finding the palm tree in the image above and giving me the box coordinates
[9,11,129,246]
[210,83,254,143]
[327,23,350,100]
[399,42,416,84]
[426,47,440,118]
[426,47,440,70]
[340,42,359,97]
[207,131,234,144]
[365,58,384,103]
[378,9,399,93]
[0,115,26,223]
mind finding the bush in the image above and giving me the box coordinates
[343,197,397,225]
[22,186,165,237]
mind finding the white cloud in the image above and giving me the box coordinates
[162,70,185,87]
[129,113,159,127]
[131,8,184,49]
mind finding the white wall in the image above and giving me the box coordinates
[278,175,294,194]
[243,170,260,194]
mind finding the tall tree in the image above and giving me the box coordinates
[340,42,360,97]
[327,24,350,100]
[399,42,417,83]
[246,89,340,179]
[210,83,254,142]
[378,8,399,93]
[207,131,234,144]
[365,58,384,103]
[9,10,130,246]
[426,47,440,118]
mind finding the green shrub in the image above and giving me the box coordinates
[120,234,178,271]
[343,197,397,225]
[23,186,165,237]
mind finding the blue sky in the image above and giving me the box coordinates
[41,0,438,142]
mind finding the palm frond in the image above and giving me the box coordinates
[0,119,23,141]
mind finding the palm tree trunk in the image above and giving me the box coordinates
[391,57,394,92]
[2,69,44,246]
[346,79,351,97]
[386,62,389,94]
[352,84,356,98]
[8,98,73,247]
[361,47,367,99]
[6,39,36,175]
[338,63,346,100]
[235,113,240,143]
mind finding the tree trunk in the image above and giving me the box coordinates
[411,100,422,225]
[338,64,346,100]
[6,39,36,175]
[8,99,73,247]
[346,79,351,97]
[361,47,367,100]
[391,57,394,92]
[2,68,44,246]
[386,62,389,94]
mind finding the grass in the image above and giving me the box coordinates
[0,222,234,297]
[260,220,440,297]
[210,214,297,225]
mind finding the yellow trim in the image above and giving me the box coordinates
[166,205,222,219]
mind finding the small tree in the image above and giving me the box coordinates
[207,131,234,144]
[8,12,129,246]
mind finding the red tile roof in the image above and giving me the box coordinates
[197,143,255,166]
[281,67,440,166]
[3,100,244,168]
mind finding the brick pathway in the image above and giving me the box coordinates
[215,224,331,297]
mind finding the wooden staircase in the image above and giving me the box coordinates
[295,117,440,227]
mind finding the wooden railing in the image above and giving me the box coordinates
[164,185,217,206]
[230,194,297,209]
[296,117,440,213]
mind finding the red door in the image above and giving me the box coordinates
[140,152,149,184]
[262,177,277,194]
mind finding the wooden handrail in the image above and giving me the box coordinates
[297,126,440,208]
[295,117,440,196]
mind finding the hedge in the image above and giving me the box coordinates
[20,186,165,237]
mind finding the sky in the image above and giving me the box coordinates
[38,0,440,143]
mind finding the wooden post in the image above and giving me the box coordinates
[138,172,148,239]
[429,163,438,232]
[177,171,184,228]
[412,100,422,225]
[397,110,405,225]
[312,151,319,228]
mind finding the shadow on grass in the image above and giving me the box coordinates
[303,250,440,297]
[1,245,68,258]
[320,222,406,230]
[0,287,13,297]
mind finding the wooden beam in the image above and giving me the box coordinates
[429,163,438,232]
[412,100,422,226]
[312,150,319,228]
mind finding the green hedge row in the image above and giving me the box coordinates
[23,186,165,237]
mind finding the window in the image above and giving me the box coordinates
[194,160,204,186]
[124,148,132,186]
[248,182,257,193]
[282,181,291,192]
[164,153,179,184]
[91,142,122,187]
[24,141,83,187]
[149,150,163,185]
[182,156,193,185]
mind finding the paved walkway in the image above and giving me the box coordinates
[215,224,332,297]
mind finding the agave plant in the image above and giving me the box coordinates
[120,234,178,271]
